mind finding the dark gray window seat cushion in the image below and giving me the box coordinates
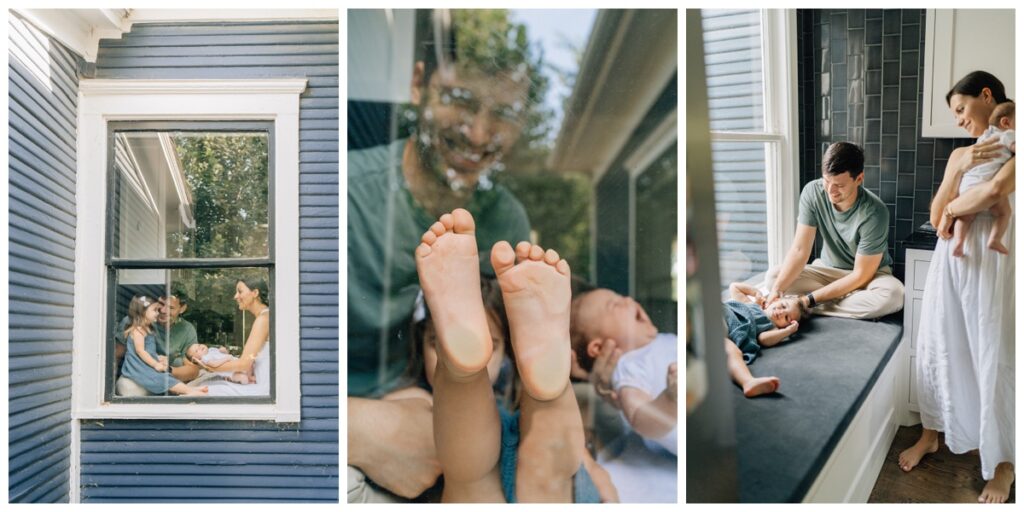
[733,314,903,502]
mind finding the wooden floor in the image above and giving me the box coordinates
[869,425,1015,503]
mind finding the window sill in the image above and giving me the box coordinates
[73,402,300,423]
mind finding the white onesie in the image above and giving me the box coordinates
[611,333,678,456]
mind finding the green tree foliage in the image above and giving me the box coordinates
[167,133,270,348]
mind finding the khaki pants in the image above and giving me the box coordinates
[762,259,905,319]
[115,376,151,397]
[347,466,404,503]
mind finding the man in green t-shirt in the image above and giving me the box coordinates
[348,53,532,499]
[114,293,200,396]
[764,142,904,319]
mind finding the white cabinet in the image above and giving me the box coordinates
[922,9,1015,138]
[902,247,933,417]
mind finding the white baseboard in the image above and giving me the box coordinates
[803,339,904,502]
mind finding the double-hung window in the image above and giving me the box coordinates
[701,9,799,289]
[74,80,305,421]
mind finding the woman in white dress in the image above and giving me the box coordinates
[194,278,271,396]
[899,71,1015,503]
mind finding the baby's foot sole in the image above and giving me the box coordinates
[492,240,572,401]
[416,208,493,376]
[742,377,779,398]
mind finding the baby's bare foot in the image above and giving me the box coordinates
[988,239,1010,255]
[742,376,779,398]
[979,462,1015,503]
[492,240,572,401]
[415,208,492,377]
[897,431,938,472]
[953,238,966,257]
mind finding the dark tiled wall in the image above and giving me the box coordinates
[797,9,974,279]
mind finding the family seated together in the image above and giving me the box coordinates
[114,277,273,397]
[721,71,1015,503]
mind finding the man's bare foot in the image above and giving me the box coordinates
[491,240,572,401]
[989,239,1010,255]
[415,208,492,377]
[979,462,1015,503]
[742,376,780,398]
[897,429,938,472]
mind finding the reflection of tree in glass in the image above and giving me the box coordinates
[171,268,269,353]
[168,134,269,259]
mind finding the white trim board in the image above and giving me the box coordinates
[74,79,305,423]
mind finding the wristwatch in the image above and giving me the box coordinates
[805,292,817,308]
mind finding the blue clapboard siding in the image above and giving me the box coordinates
[79,21,339,503]
[702,10,770,289]
[8,12,80,504]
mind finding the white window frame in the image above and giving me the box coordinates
[73,79,306,422]
[709,9,800,268]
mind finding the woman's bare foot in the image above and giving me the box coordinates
[415,208,493,377]
[979,462,1015,503]
[491,240,572,401]
[897,428,939,472]
[742,376,780,398]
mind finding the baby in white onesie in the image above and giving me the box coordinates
[186,343,253,384]
[952,101,1015,257]
[570,288,677,456]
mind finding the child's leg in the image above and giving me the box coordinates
[491,240,580,502]
[724,339,779,398]
[516,384,585,503]
[987,199,1011,254]
[952,215,973,257]
[416,209,504,502]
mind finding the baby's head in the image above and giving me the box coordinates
[186,343,209,363]
[989,101,1015,130]
[570,287,658,373]
[764,296,809,328]
[419,277,509,388]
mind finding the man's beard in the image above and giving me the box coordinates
[413,113,502,193]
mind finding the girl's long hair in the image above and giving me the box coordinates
[124,295,155,339]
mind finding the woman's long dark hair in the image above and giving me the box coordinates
[946,70,1011,106]
[238,277,270,307]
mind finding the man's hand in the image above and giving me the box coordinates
[765,290,781,307]
[589,339,623,408]
[348,397,441,499]
[665,362,677,402]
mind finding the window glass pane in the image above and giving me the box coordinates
[109,267,272,398]
[112,130,270,259]
[711,141,769,289]
[635,143,678,333]
[702,9,764,132]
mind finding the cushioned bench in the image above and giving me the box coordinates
[733,314,903,502]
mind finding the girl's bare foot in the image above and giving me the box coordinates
[415,208,493,377]
[979,462,1015,503]
[897,429,938,472]
[491,240,572,401]
[185,386,208,396]
[742,376,780,398]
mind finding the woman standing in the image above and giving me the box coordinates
[899,71,1015,503]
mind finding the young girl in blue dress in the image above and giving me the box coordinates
[120,295,208,396]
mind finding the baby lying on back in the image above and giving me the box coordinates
[186,343,253,385]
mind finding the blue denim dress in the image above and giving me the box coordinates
[121,329,181,394]
[723,300,774,364]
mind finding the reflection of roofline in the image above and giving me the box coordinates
[547,9,677,179]
[158,133,195,230]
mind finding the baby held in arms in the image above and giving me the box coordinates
[951,100,1015,257]
[570,288,677,456]
[722,282,808,397]
[186,343,253,385]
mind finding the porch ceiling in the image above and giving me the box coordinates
[547,9,677,178]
